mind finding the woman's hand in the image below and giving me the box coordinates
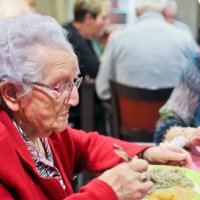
[143,144,191,166]
[98,158,153,200]
[165,126,200,147]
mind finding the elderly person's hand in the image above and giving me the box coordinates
[143,144,191,166]
[98,158,153,200]
[164,126,200,147]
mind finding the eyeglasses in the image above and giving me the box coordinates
[29,77,83,98]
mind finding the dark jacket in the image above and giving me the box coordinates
[63,23,100,78]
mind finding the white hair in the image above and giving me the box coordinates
[167,0,177,13]
[135,0,168,14]
[0,12,74,96]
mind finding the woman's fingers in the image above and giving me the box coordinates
[160,144,192,165]
[98,161,153,200]
[129,157,149,172]
[131,180,153,199]
[143,145,191,166]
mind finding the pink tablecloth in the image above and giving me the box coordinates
[189,147,200,170]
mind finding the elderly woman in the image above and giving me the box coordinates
[0,13,190,200]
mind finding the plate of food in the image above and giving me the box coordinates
[144,165,200,200]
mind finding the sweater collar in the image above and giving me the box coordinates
[137,11,166,22]
[0,110,38,170]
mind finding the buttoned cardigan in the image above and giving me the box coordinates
[0,110,148,200]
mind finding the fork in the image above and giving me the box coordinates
[113,143,133,162]
[113,143,150,182]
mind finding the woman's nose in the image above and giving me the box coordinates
[64,86,79,106]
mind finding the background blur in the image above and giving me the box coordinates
[34,0,200,39]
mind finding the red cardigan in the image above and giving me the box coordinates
[0,110,148,200]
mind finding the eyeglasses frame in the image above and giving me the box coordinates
[27,76,83,98]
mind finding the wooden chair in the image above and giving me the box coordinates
[75,78,96,190]
[109,81,173,142]
[80,78,95,131]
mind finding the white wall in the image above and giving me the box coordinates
[35,0,70,24]
[66,0,74,23]
[176,0,198,38]
[34,0,199,38]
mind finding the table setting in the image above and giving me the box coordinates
[113,142,200,200]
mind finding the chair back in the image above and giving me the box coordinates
[110,81,173,142]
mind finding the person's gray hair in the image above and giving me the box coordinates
[135,0,168,14]
[167,0,177,13]
[0,12,74,97]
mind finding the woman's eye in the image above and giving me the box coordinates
[53,85,61,90]
[73,77,79,82]
[53,81,65,88]
[50,83,62,93]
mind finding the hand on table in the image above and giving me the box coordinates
[98,158,153,200]
[143,144,191,166]
[165,126,200,147]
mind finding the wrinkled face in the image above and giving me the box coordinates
[14,46,80,139]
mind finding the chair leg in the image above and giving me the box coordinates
[105,111,112,136]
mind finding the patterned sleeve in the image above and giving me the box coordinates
[154,53,200,144]
[154,110,187,144]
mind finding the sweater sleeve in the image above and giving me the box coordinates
[154,109,187,144]
[68,127,149,173]
[64,179,118,200]
[0,184,14,199]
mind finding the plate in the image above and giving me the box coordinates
[145,165,200,200]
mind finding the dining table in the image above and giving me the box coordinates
[189,146,200,170]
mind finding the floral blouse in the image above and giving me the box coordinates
[154,52,200,143]
[13,121,66,189]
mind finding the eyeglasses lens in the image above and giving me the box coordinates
[59,77,83,97]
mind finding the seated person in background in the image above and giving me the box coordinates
[154,52,200,153]
[0,12,191,200]
[63,0,111,131]
[63,0,110,78]
[95,0,198,101]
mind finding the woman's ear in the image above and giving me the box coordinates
[0,82,20,111]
